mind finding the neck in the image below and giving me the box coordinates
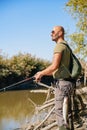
[56,38,64,43]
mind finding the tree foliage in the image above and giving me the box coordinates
[69,33,87,59]
[0,52,50,88]
[66,0,87,60]
[66,0,87,33]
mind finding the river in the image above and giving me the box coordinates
[0,89,47,130]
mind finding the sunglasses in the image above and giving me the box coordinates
[51,30,55,34]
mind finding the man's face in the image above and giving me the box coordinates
[51,27,62,42]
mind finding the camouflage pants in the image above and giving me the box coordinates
[54,79,75,127]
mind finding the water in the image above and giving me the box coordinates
[0,90,47,130]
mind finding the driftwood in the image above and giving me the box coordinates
[32,82,87,95]
[41,121,57,130]
[30,89,48,93]
[21,82,87,130]
[44,98,54,105]
[76,87,87,95]
[37,101,54,112]
[37,82,53,89]
[34,106,55,130]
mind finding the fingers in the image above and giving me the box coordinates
[34,72,42,82]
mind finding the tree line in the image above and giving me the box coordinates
[0,52,51,88]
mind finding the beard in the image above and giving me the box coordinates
[52,35,59,42]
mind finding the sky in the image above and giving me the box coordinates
[0,0,77,61]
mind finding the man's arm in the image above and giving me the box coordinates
[34,52,62,82]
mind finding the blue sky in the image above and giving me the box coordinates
[0,0,76,61]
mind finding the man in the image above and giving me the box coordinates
[34,26,75,130]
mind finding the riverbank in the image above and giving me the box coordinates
[20,82,87,130]
[21,101,87,130]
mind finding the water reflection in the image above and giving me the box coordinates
[0,90,47,130]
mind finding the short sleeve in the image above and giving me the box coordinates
[54,43,65,54]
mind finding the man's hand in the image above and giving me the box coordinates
[34,71,43,82]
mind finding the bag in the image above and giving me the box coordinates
[61,42,82,79]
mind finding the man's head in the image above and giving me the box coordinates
[51,26,65,42]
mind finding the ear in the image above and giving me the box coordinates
[59,31,62,36]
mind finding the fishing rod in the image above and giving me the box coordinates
[0,76,35,92]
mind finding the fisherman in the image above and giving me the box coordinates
[34,26,75,130]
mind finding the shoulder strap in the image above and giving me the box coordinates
[60,42,72,53]
[60,42,78,60]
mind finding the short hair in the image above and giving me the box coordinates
[60,26,65,35]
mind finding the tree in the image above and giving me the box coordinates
[66,0,87,33]
[0,52,51,88]
[66,0,87,60]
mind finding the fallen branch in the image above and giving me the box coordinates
[37,101,54,112]
[28,97,37,108]
[30,89,48,93]
[44,98,54,105]
[33,106,55,130]
[76,87,87,95]
[37,82,54,90]
[41,121,57,130]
